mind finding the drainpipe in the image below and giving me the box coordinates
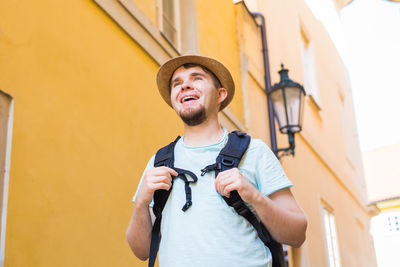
[251,12,278,156]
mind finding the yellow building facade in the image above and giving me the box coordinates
[0,0,377,266]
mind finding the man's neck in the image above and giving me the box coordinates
[182,114,224,147]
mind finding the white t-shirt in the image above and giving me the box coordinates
[133,129,293,267]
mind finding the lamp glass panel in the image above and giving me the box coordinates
[269,88,287,131]
[285,86,303,133]
[298,88,305,131]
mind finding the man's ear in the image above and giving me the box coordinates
[217,87,228,104]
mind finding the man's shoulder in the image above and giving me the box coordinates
[247,137,271,153]
[241,137,277,165]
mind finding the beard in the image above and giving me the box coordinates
[178,105,207,126]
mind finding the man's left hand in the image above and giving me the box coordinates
[214,168,259,203]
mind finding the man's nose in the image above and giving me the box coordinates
[181,80,193,90]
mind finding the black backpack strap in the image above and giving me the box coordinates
[201,131,284,267]
[219,132,273,243]
[149,137,199,267]
[201,130,250,176]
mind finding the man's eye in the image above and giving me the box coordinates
[173,82,181,87]
[194,77,202,81]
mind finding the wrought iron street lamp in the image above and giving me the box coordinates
[269,64,306,158]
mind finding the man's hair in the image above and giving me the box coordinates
[170,63,222,89]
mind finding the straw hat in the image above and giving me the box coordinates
[156,53,235,111]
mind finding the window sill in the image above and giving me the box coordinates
[308,94,321,111]
[306,94,322,121]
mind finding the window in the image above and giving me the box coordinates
[387,214,400,233]
[300,28,320,107]
[322,207,341,267]
[338,86,360,171]
[94,0,198,64]
[157,0,181,50]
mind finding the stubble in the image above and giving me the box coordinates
[178,105,207,126]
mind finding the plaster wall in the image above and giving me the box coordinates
[0,1,181,266]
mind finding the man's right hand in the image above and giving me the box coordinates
[127,166,178,260]
[134,166,178,206]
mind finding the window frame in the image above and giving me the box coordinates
[321,206,342,267]
[300,27,321,109]
[0,91,14,267]
[157,0,182,52]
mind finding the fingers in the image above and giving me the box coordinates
[151,182,172,191]
[136,166,178,206]
[143,167,177,193]
[149,175,172,189]
[215,170,239,197]
[146,166,178,183]
[219,181,239,198]
[150,166,178,178]
[215,168,251,198]
[222,184,239,198]
[164,166,179,177]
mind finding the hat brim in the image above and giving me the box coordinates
[156,54,235,111]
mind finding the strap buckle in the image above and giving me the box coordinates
[222,158,234,167]
[182,200,192,211]
[200,163,220,176]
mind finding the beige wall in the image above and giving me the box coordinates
[240,0,376,266]
[363,144,400,203]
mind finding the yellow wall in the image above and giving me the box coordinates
[0,0,376,266]
[0,1,180,266]
[235,3,269,140]
[197,0,246,124]
[133,0,158,26]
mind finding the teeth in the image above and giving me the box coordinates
[182,96,198,103]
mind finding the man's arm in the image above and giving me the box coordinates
[249,187,307,247]
[126,205,155,260]
[215,168,307,247]
[126,167,177,260]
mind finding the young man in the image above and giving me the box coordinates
[126,54,307,267]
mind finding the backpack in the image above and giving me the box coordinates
[148,131,285,267]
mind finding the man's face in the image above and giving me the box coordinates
[170,66,226,126]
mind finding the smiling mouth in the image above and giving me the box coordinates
[181,95,199,103]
